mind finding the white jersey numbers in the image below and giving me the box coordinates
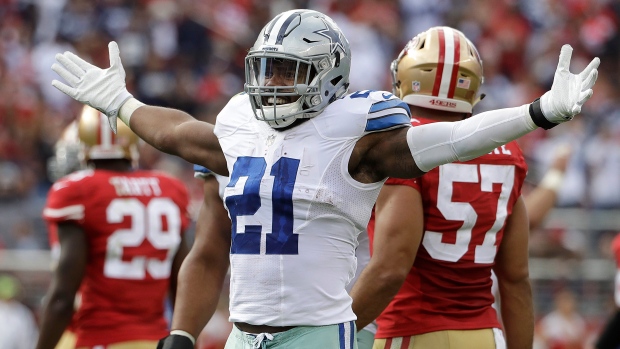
[423,163,515,263]
[104,198,182,279]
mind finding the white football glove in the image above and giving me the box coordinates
[536,45,599,127]
[51,41,132,133]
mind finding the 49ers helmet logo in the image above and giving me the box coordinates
[429,99,457,108]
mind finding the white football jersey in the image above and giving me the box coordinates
[214,90,411,326]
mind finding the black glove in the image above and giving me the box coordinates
[157,334,195,349]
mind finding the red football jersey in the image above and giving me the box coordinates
[43,169,190,347]
[370,117,528,338]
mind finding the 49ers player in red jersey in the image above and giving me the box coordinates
[45,120,82,349]
[36,105,191,349]
[351,27,533,349]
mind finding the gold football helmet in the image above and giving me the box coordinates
[391,26,484,113]
[77,105,139,162]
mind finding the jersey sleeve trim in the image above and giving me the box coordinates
[193,164,213,179]
[43,205,85,221]
[365,113,411,132]
[369,99,410,114]
[365,98,411,132]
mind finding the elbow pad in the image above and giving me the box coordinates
[407,105,537,172]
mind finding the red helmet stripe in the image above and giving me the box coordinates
[447,29,461,98]
[96,114,102,145]
[432,29,446,97]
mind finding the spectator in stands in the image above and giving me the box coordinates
[537,289,587,349]
[0,274,39,349]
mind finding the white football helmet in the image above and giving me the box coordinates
[245,9,351,128]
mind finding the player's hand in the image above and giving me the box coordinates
[539,45,599,125]
[157,334,195,349]
[51,41,132,133]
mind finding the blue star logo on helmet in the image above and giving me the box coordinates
[313,18,346,54]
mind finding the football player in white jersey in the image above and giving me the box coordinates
[50,9,598,349]
[193,163,377,349]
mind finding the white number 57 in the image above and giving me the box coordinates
[423,163,515,264]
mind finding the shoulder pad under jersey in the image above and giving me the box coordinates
[214,92,253,139]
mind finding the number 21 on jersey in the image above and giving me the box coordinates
[423,163,515,264]
[226,156,300,255]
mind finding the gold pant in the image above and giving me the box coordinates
[373,328,505,349]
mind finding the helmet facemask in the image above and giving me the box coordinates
[246,53,320,128]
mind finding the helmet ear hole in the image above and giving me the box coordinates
[335,52,340,67]
[330,75,342,86]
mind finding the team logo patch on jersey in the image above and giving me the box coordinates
[457,77,471,89]
[412,81,421,92]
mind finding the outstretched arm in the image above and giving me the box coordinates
[363,45,598,181]
[124,104,228,175]
[51,42,228,176]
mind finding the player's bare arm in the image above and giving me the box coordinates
[349,127,422,183]
[36,223,87,349]
[169,233,191,309]
[493,196,534,349]
[168,176,231,345]
[52,43,598,182]
[125,105,227,176]
[350,184,423,329]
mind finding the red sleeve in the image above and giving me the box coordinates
[167,177,192,234]
[385,177,421,191]
[43,175,87,224]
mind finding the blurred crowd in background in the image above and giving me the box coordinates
[0,0,620,348]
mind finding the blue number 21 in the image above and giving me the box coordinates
[226,156,300,255]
